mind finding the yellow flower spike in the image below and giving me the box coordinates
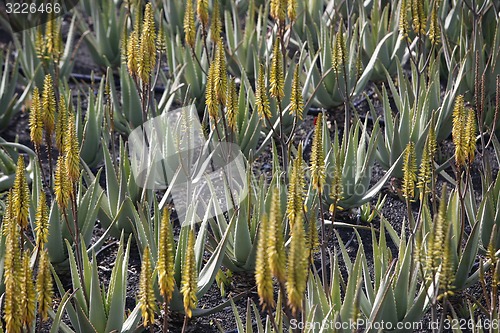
[287,0,297,22]
[127,29,140,77]
[13,156,30,230]
[44,16,54,60]
[206,61,218,120]
[21,251,36,330]
[269,37,285,100]
[139,3,156,83]
[307,217,319,255]
[3,192,23,332]
[426,185,448,279]
[402,142,417,201]
[35,191,49,248]
[55,95,68,152]
[414,228,423,265]
[44,13,62,61]
[156,20,166,54]
[452,95,467,167]
[184,0,196,48]
[310,114,325,192]
[52,18,63,62]
[289,64,303,120]
[255,64,271,120]
[417,141,432,200]
[411,0,427,35]
[465,108,476,164]
[35,27,45,59]
[436,186,449,245]
[332,24,346,74]
[286,215,308,317]
[2,190,13,236]
[54,155,70,210]
[29,87,43,148]
[180,229,198,318]
[286,143,306,228]
[427,123,437,160]
[42,74,56,136]
[428,1,440,45]
[330,151,344,203]
[214,38,228,106]
[398,0,410,40]
[139,246,157,327]
[452,95,465,143]
[255,214,275,309]
[36,250,53,322]
[270,0,287,22]
[493,258,500,287]
[210,0,222,42]
[226,77,238,131]
[158,209,176,303]
[438,230,455,300]
[197,0,209,30]
[268,188,286,284]
[65,113,80,183]
[121,22,129,65]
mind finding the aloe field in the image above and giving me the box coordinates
[0,0,499,332]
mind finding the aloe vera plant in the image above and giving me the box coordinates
[97,138,141,236]
[302,16,392,111]
[0,49,30,131]
[30,163,104,272]
[51,234,134,333]
[77,0,126,68]
[359,0,405,81]
[132,198,244,318]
